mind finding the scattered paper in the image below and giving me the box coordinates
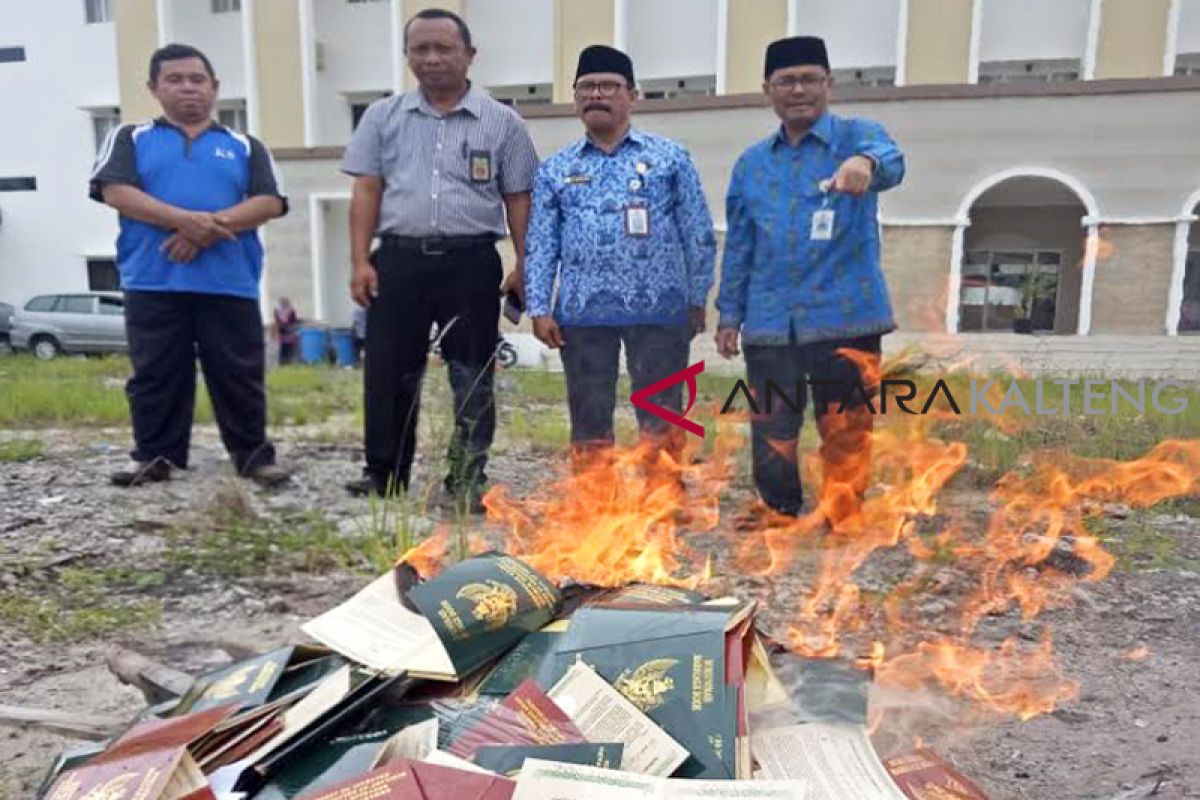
[751,724,906,800]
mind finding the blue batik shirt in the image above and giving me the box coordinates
[525,128,716,326]
[716,112,905,345]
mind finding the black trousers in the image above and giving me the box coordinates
[124,290,275,472]
[743,334,881,518]
[363,243,501,490]
[560,324,691,450]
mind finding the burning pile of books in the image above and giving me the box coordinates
[38,553,989,800]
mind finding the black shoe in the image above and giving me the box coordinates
[111,459,172,487]
[245,463,291,489]
[345,475,404,497]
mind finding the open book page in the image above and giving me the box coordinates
[302,572,454,677]
[423,749,495,774]
[751,724,907,800]
[374,718,440,767]
[163,752,210,800]
[548,660,689,777]
[239,666,354,767]
[512,759,809,800]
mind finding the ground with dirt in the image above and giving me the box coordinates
[1,372,1198,800]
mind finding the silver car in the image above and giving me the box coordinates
[9,292,127,360]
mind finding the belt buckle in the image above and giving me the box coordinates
[420,237,447,256]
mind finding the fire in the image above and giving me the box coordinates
[482,428,738,587]
[402,346,1197,725]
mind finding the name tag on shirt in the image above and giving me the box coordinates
[469,150,492,183]
[625,201,650,237]
[811,209,835,241]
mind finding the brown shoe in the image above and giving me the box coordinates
[111,459,172,487]
[245,463,291,489]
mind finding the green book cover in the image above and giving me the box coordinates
[176,646,297,714]
[474,743,624,777]
[408,553,562,679]
[476,622,569,696]
[251,735,388,800]
[545,605,734,779]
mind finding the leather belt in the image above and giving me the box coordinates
[380,234,498,256]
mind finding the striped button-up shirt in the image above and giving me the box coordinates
[341,85,539,237]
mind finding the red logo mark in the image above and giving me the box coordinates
[629,361,706,438]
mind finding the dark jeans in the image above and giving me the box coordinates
[363,243,501,491]
[124,290,275,473]
[561,324,691,457]
[279,341,297,365]
[743,334,881,519]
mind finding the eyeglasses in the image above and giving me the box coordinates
[574,80,629,98]
[768,74,829,91]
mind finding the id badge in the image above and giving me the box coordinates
[625,202,650,237]
[469,149,492,183]
[811,209,835,241]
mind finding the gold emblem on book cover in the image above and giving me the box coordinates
[457,580,519,630]
[614,658,679,712]
[204,663,255,701]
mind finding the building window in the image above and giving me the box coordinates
[1180,252,1200,333]
[486,84,553,108]
[0,177,37,192]
[832,67,896,89]
[84,0,112,23]
[87,259,120,292]
[1175,54,1200,77]
[978,59,1080,84]
[959,250,1061,333]
[348,93,390,131]
[0,47,26,63]
[638,75,716,101]
[218,104,248,133]
[212,0,241,13]
[91,109,121,154]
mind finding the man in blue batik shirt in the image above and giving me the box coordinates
[526,45,716,465]
[715,36,905,524]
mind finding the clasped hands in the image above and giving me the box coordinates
[160,210,237,263]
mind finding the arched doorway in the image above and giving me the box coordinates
[1169,191,1200,335]
[947,169,1100,335]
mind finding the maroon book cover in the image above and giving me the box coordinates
[447,679,586,759]
[884,749,990,799]
[297,758,515,800]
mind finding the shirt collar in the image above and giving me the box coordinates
[772,112,834,149]
[154,116,223,134]
[574,125,646,156]
[401,83,484,118]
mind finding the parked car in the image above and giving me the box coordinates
[9,292,127,360]
[0,301,13,346]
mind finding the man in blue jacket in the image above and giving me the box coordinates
[715,36,905,524]
[526,45,716,468]
[90,44,289,488]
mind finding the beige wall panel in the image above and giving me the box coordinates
[116,0,161,122]
[881,226,956,332]
[254,0,306,148]
[1094,0,1172,80]
[904,0,973,85]
[553,0,616,102]
[725,0,787,95]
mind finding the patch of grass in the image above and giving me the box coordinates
[165,506,373,578]
[529,413,571,452]
[0,564,162,642]
[0,438,44,462]
[1097,516,1200,572]
[266,365,361,428]
[508,370,567,403]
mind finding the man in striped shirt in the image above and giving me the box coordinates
[90,43,289,489]
[342,8,539,511]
